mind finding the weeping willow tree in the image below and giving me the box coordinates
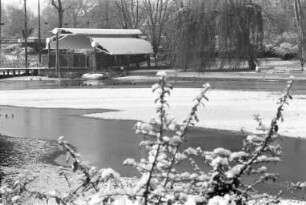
[172,0,263,71]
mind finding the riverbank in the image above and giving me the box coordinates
[1,134,306,204]
[0,135,63,166]
[0,135,81,204]
[2,62,306,84]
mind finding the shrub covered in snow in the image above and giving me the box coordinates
[0,74,295,205]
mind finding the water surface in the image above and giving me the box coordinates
[0,79,305,199]
[0,78,305,94]
[0,105,305,198]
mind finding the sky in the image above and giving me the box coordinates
[2,0,48,16]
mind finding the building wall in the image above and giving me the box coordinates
[43,52,149,70]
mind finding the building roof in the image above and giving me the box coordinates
[48,28,153,55]
[92,38,153,55]
[52,28,143,37]
[49,35,92,50]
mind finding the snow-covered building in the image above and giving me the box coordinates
[44,28,153,76]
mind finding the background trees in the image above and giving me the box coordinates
[114,0,145,29]
[294,0,305,70]
[171,0,263,70]
[4,5,36,38]
[1,0,306,70]
[142,0,174,61]
[66,0,96,28]
[86,0,117,28]
[50,0,71,28]
[171,0,217,70]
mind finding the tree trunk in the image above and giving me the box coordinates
[51,0,64,28]
[248,37,256,71]
[72,12,77,28]
[294,0,305,70]
[58,10,63,28]
[248,56,256,71]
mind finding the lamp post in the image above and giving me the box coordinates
[0,0,4,68]
[46,37,50,68]
[24,0,28,71]
[53,28,60,78]
[91,41,98,74]
[0,0,2,68]
[38,0,41,64]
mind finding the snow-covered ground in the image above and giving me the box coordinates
[0,88,304,138]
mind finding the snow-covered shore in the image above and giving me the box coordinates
[0,88,304,138]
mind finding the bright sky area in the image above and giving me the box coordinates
[2,0,48,16]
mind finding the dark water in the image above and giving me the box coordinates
[0,79,82,90]
[0,106,142,175]
[0,105,305,198]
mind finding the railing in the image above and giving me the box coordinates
[1,39,19,44]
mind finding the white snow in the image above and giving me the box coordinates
[0,88,304,138]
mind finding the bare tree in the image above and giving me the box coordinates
[67,0,96,28]
[294,0,305,70]
[50,0,71,27]
[103,0,111,28]
[143,0,174,66]
[78,0,112,28]
[114,0,144,29]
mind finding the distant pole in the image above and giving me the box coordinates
[46,38,50,68]
[56,32,59,77]
[0,0,2,67]
[93,48,96,73]
[91,41,97,73]
[38,0,41,64]
[24,0,28,70]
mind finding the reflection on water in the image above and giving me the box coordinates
[0,106,141,176]
[0,79,82,90]
[0,106,306,198]
[82,80,106,86]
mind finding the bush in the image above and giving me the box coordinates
[0,73,294,205]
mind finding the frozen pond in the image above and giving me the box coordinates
[0,105,305,198]
[0,87,304,138]
[0,79,305,198]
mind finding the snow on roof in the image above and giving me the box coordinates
[48,35,92,50]
[91,37,153,55]
[48,28,153,54]
[48,35,153,55]
[48,28,152,54]
[52,28,143,36]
